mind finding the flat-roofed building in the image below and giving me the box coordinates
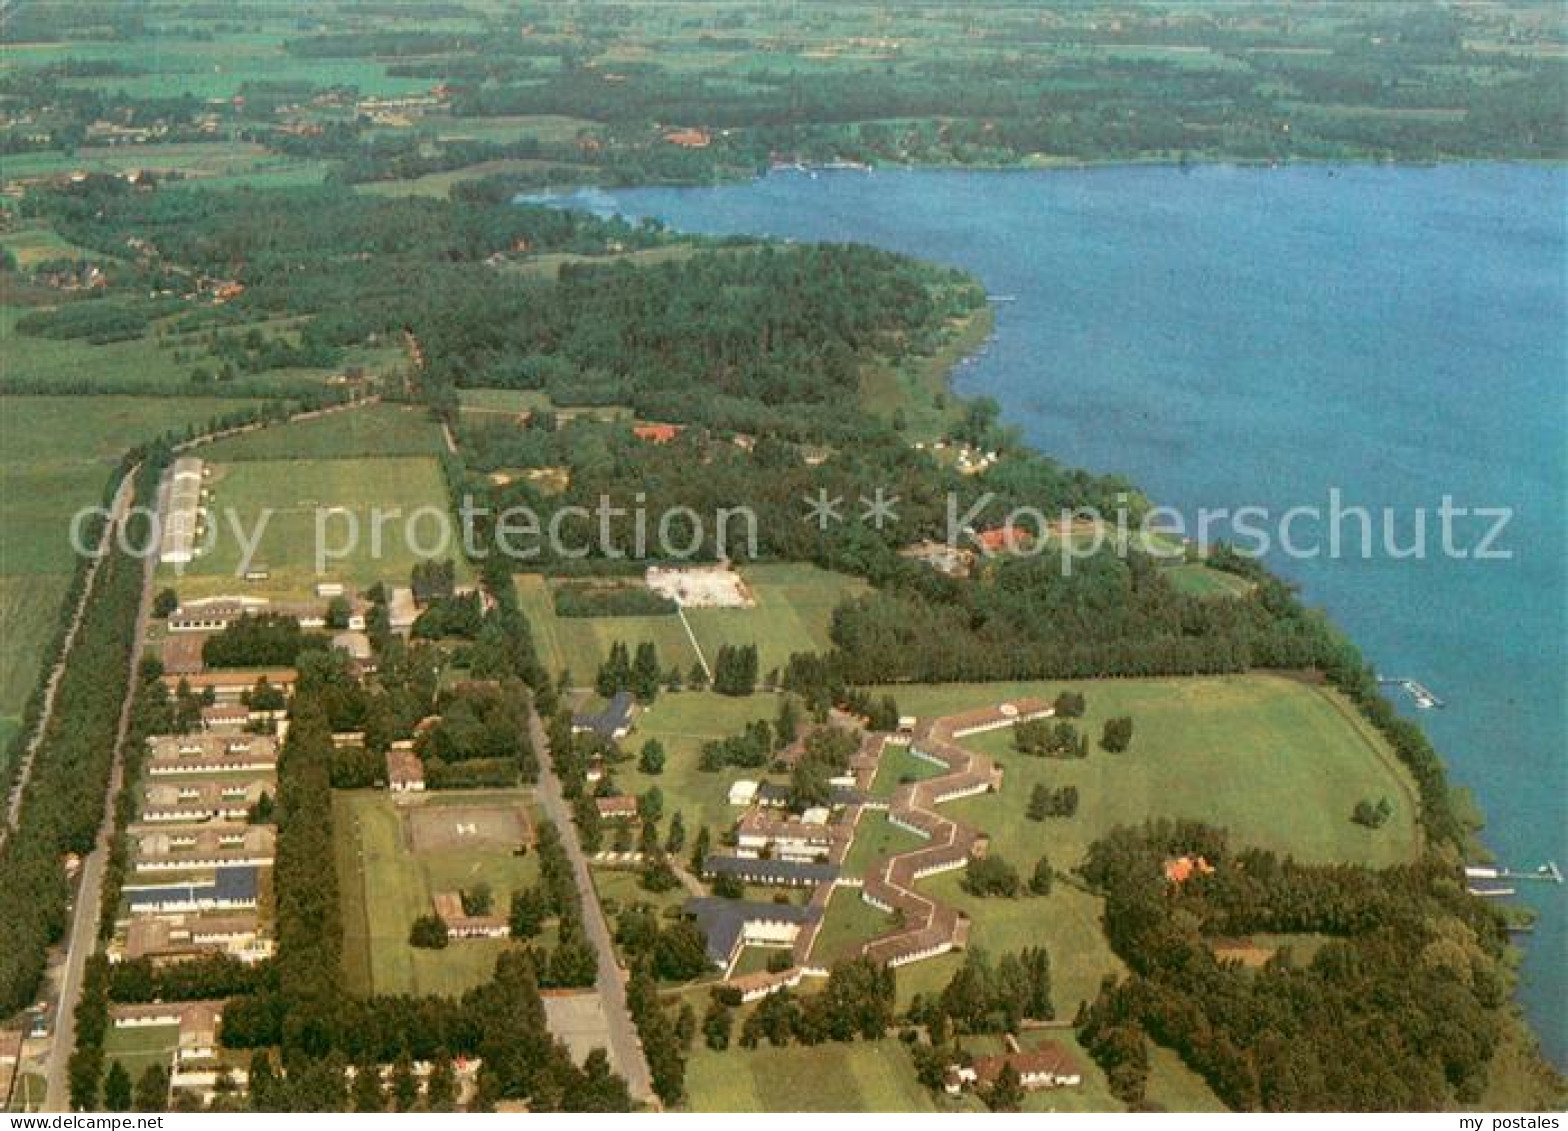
[140,778,272,823]
[123,866,261,915]
[146,734,278,776]
[159,458,206,565]
[130,823,275,873]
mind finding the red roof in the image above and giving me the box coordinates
[632,423,682,444]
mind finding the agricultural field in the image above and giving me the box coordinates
[681,563,868,678]
[0,395,256,730]
[333,789,543,999]
[516,573,701,681]
[196,403,443,462]
[161,454,470,600]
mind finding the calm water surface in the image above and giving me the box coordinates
[549,164,1568,1062]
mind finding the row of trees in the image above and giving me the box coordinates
[0,460,156,1021]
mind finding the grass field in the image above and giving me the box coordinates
[605,690,779,837]
[517,573,701,680]
[809,885,897,965]
[681,563,868,678]
[684,1035,941,1113]
[333,789,543,999]
[164,454,470,600]
[1163,562,1255,598]
[868,744,946,800]
[196,403,445,462]
[101,1024,177,1084]
[0,395,256,729]
[0,307,338,395]
[840,810,925,878]
[887,675,1421,868]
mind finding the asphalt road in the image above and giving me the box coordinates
[529,709,656,1106]
[42,466,157,1112]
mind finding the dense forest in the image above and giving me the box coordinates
[1075,820,1524,1111]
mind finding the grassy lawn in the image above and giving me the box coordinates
[809,886,896,964]
[607,690,779,838]
[684,1036,940,1113]
[682,563,868,679]
[457,388,554,414]
[516,573,701,682]
[101,1024,177,1083]
[1162,562,1254,598]
[165,454,470,600]
[841,810,926,878]
[868,744,947,800]
[859,305,994,442]
[886,675,1421,868]
[0,574,69,718]
[196,403,445,462]
[333,789,543,999]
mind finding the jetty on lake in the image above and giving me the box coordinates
[1376,676,1445,709]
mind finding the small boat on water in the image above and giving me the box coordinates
[1468,886,1516,898]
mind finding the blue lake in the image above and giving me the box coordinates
[550,164,1567,1063]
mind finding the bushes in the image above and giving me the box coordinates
[202,614,330,668]
[553,583,677,618]
[409,914,450,949]
[962,854,1022,898]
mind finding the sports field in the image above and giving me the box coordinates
[333,789,543,999]
[680,563,868,678]
[164,455,470,600]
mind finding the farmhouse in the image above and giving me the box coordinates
[683,897,822,971]
[943,1040,1083,1095]
[703,854,838,889]
[727,780,759,807]
[146,734,278,776]
[632,422,683,443]
[572,691,635,741]
[123,866,261,915]
[167,595,268,633]
[386,747,425,792]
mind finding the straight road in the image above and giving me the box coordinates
[528,709,656,1106]
[42,465,158,1112]
[2,470,137,845]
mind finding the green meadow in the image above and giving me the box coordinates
[333,789,545,999]
[164,454,469,600]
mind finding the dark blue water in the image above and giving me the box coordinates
[550,165,1568,1063]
